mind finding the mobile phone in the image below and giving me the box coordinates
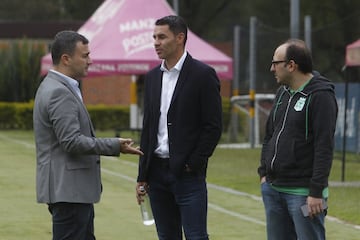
[301,200,327,217]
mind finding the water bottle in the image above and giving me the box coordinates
[139,186,155,226]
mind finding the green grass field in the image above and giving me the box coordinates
[0,130,359,239]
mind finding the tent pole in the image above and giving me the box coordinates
[229,25,241,142]
[341,68,348,182]
[249,17,257,148]
[173,0,179,15]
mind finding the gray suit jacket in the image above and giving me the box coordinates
[33,71,120,204]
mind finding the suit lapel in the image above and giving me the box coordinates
[152,68,163,114]
[53,73,83,104]
[53,73,96,136]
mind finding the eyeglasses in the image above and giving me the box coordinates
[271,60,287,65]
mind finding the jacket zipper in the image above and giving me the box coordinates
[270,94,293,170]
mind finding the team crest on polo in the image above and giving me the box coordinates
[294,97,306,111]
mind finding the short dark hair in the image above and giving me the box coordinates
[284,39,313,74]
[51,30,89,65]
[155,15,188,45]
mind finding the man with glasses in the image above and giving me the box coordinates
[258,39,338,240]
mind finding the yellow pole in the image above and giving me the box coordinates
[130,77,137,104]
[249,89,255,118]
[130,76,138,129]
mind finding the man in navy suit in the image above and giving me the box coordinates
[136,15,222,240]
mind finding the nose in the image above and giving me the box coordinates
[270,64,275,72]
[154,38,159,47]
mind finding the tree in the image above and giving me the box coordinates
[1,0,359,95]
[0,39,46,102]
[172,0,360,92]
[0,0,103,21]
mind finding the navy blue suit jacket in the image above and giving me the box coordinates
[137,53,222,181]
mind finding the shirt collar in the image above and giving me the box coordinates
[50,69,79,89]
[289,77,313,95]
[160,51,187,72]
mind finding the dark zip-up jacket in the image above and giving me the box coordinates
[258,74,338,198]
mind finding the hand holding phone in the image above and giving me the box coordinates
[301,200,327,217]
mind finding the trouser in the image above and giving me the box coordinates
[48,202,95,240]
[261,182,326,240]
[148,157,209,240]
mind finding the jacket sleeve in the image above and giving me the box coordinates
[308,90,338,197]
[258,113,274,178]
[258,87,283,178]
[187,67,222,171]
[49,86,120,156]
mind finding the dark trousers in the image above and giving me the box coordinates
[148,157,209,240]
[48,202,95,240]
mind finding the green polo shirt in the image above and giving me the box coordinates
[271,185,329,198]
[289,77,311,94]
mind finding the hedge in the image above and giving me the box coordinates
[0,102,130,130]
[0,99,242,134]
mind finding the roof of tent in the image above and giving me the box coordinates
[41,0,233,79]
[345,39,360,67]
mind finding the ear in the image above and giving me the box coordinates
[60,54,71,66]
[176,32,185,45]
[287,60,298,72]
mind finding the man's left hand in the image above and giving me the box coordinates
[306,196,326,218]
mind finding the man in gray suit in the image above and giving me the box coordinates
[33,30,143,240]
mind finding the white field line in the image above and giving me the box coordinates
[1,133,359,230]
[208,203,266,226]
[100,167,266,226]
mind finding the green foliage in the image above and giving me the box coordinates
[0,103,17,129]
[0,47,12,101]
[0,39,45,102]
[63,0,104,20]
[0,102,33,129]
[1,0,359,99]
[0,0,102,21]
[0,0,60,20]
[0,100,243,137]
[0,102,130,131]
[176,0,360,94]
[14,102,34,130]
[87,105,130,131]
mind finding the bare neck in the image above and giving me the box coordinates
[164,49,185,70]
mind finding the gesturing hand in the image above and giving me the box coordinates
[119,138,143,155]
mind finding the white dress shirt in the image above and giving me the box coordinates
[154,51,187,158]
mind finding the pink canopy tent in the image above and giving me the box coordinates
[345,39,360,67]
[41,0,233,79]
